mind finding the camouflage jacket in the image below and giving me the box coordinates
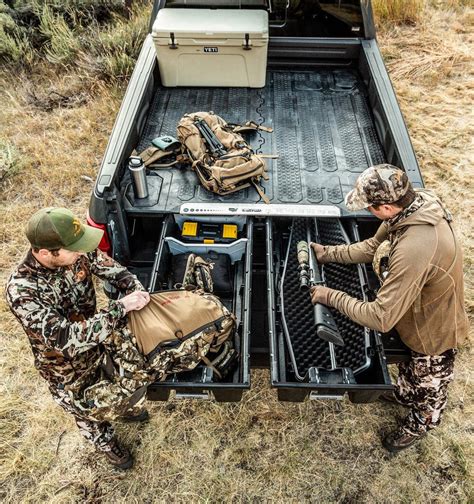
[6,249,145,389]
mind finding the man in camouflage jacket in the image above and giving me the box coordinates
[311,165,468,452]
[6,207,153,469]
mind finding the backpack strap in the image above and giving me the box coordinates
[134,146,183,167]
[199,340,238,380]
[199,353,223,380]
[148,160,181,169]
[147,153,189,169]
[252,179,270,204]
[229,120,273,134]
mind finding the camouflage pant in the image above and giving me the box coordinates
[46,329,158,452]
[51,386,147,452]
[394,349,457,437]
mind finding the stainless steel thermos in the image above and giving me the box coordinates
[128,156,148,199]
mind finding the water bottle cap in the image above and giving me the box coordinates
[129,156,143,167]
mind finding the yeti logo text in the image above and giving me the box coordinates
[204,47,218,53]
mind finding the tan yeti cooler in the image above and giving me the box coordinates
[152,9,269,88]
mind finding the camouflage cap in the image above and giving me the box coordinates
[345,164,411,211]
[26,207,103,252]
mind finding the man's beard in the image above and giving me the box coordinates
[49,254,81,269]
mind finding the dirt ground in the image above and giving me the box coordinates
[0,2,472,503]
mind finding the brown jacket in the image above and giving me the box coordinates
[319,191,469,355]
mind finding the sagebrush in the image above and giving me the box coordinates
[0,0,150,80]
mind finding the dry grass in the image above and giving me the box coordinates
[0,1,473,502]
[372,0,426,26]
[376,3,474,312]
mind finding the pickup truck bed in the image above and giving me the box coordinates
[90,5,422,402]
[127,68,385,213]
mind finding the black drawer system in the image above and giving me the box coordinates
[265,217,393,403]
[133,215,400,403]
[145,215,252,402]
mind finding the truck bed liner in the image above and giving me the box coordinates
[131,68,385,214]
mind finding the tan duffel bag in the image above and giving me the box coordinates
[127,289,236,377]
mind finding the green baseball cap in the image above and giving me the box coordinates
[26,207,104,252]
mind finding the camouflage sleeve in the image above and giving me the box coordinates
[6,282,127,359]
[87,249,146,294]
[318,221,388,264]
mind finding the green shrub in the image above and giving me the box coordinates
[39,4,81,65]
[81,7,149,81]
[0,0,132,67]
[0,23,34,64]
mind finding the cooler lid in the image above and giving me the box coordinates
[152,8,268,40]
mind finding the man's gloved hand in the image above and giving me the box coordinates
[310,242,326,262]
[310,285,331,305]
[118,291,150,313]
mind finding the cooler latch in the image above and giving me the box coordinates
[243,33,252,50]
[168,32,178,49]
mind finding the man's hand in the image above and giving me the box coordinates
[118,291,150,313]
[310,285,331,305]
[310,242,326,262]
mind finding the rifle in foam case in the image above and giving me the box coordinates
[296,225,344,347]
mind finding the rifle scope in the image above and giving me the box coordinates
[296,240,311,291]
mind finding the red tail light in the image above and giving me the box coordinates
[86,211,112,255]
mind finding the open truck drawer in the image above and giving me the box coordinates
[146,215,252,402]
[266,217,393,403]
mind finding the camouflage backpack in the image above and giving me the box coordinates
[177,111,271,203]
[174,253,214,292]
[127,289,236,379]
